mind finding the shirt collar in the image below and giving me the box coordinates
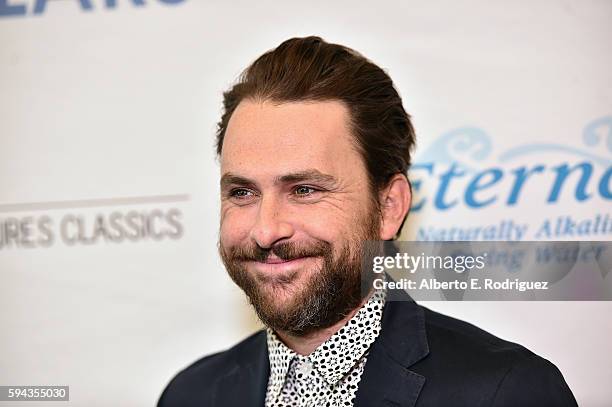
[266,327,295,400]
[266,288,386,398]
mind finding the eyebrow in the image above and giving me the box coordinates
[220,169,338,189]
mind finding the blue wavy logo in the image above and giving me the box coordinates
[410,116,612,212]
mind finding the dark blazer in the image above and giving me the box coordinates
[158,296,578,407]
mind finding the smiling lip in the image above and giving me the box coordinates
[248,256,312,274]
[261,256,302,264]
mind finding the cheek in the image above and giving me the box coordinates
[297,207,354,242]
[220,206,253,245]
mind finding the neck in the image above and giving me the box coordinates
[275,293,372,356]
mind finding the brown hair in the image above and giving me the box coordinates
[216,36,416,234]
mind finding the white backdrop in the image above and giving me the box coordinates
[1,1,611,406]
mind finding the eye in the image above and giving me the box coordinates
[294,186,317,196]
[229,188,254,199]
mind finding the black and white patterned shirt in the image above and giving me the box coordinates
[265,289,386,407]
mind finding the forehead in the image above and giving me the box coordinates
[220,99,362,176]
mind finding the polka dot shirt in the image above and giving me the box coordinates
[265,289,386,407]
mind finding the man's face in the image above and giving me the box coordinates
[218,99,380,335]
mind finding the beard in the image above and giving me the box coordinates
[219,211,381,337]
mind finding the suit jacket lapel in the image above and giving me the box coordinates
[355,291,430,407]
[213,331,270,407]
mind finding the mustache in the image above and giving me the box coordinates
[225,240,332,262]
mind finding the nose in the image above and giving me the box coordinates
[249,195,295,249]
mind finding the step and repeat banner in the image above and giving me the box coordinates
[1,1,611,406]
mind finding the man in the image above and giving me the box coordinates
[158,36,577,406]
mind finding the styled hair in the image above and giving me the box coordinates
[216,36,416,235]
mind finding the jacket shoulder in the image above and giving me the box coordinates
[423,306,532,356]
[414,306,577,406]
[157,330,267,407]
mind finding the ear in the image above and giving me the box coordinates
[378,174,411,240]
